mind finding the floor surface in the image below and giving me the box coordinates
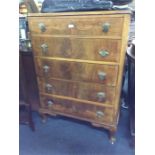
[19,107,135,155]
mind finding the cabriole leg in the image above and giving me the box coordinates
[109,128,116,144]
[40,113,47,123]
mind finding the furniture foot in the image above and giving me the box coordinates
[110,137,116,144]
[109,128,116,144]
[40,113,47,123]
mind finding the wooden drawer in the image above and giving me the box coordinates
[38,78,115,104]
[34,58,118,86]
[32,37,121,62]
[40,94,114,124]
[28,16,123,37]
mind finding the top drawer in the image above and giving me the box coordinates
[28,16,123,37]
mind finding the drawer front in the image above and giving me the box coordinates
[32,37,121,62]
[38,78,115,104]
[28,16,123,37]
[40,95,114,124]
[34,58,118,86]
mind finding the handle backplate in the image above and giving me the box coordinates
[99,50,109,57]
[38,23,46,32]
[96,111,104,118]
[43,65,50,73]
[97,92,106,102]
[102,23,110,33]
[45,83,53,92]
[41,44,48,54]
[98,71,107,80]
[47,100,54,107]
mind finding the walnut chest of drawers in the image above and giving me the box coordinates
[28,10,130,143]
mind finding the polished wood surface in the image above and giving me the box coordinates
[32,37,121,62]
[34,58,118,86]
[20,51,39,111]
[38,78,115,104]
[28,11,130,143]
[28,16,123,37]
[40,94,114,124]
[19,51,35,131]
[40,92,113,108]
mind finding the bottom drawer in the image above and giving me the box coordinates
[40,94,114,124]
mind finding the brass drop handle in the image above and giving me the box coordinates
[99,50,109,57]
[45,83,53,92]
[96,111,104,118]
[97,92,106,102]
[43,65,50,73]
[102,23,110,33]
[38,23,46,32]
[41,44,48,54]
[47,100,54,107]
[98,71,107,80]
